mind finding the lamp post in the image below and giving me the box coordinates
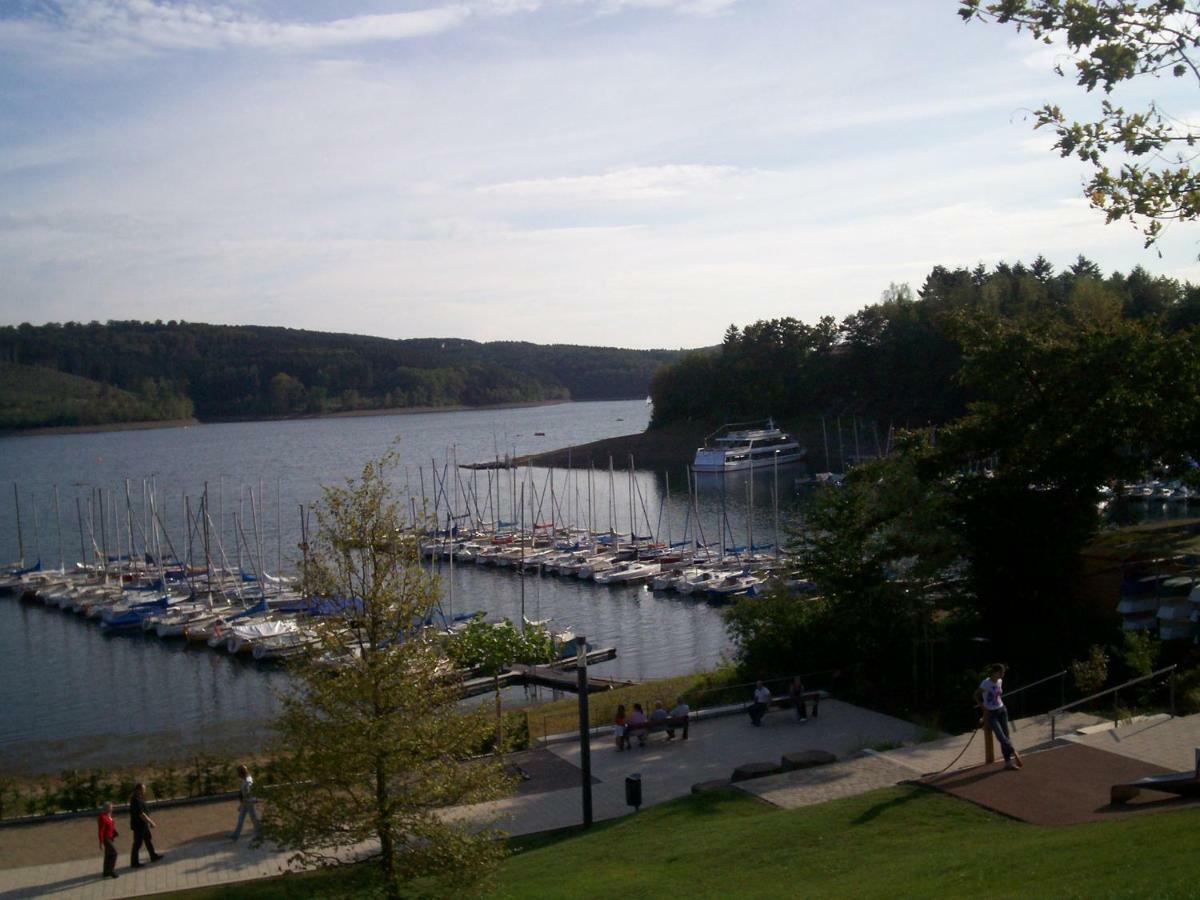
[577,634,593,827]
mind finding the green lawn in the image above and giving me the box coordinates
[166,785,1200,899]
[494,786,1199,899]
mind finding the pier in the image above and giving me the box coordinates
[460,647,626,697]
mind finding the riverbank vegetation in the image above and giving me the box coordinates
[0,322,681,430]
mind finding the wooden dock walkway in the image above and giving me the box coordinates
[461,647,626,697]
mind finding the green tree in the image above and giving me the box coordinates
[449,616,554,754]
[960,1,1200,250]
[263,454,511,899]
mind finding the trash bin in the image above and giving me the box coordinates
[625,773,642,810]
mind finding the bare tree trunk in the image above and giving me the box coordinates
[376,755,399,900]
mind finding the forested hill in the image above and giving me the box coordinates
[650,256,1200,432]
[0,322,681,428]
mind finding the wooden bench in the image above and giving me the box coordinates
[624,715,690,745]
[1110,772,1200,805]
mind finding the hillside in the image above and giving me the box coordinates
[0,323,682,428]
[0,362,193,430]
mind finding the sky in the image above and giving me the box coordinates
[2,0,1198,350]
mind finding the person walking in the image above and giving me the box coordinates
[231,764,262,841]
[97,801,119,879]
[129,783,163,868]
[976,664,1023,770]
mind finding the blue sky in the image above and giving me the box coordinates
[2,0,1198,349]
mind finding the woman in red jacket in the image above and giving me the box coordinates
[97,802,118,879]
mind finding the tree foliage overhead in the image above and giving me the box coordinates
[0,321,681,427]
[960,0,1200,249]
[265,454,511,899]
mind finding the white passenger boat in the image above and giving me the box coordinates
[692,419,804,473]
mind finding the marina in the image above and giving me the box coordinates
[0,401,772,773]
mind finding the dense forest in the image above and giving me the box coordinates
[650,256,1200,430]
[0,322,682,428]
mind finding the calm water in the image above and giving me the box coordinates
[0,401,802,773]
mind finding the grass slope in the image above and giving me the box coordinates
[496,787,1198,900]
[166,785,1200,899]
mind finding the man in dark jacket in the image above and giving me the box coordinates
[129,783,163,867]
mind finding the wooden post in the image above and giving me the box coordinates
[577,635,593,828]
[983,709,995,764]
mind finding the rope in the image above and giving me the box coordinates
[923,724,981,778]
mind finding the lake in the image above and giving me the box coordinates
[0,401,803,774]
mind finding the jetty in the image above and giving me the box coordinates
[461,646,626,697]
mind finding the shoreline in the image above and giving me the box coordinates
[0,398,595,440]
[505,421,712,472]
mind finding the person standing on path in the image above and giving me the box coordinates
[97,801,118,879]
[231,764,262,841]
[129,783,163,867]
[789,676,808,722]
[976,664,1023,771]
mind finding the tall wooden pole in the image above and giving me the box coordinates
[577,635,593,828]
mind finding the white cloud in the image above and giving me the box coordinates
[478,165,745,200]
[593,0,742,16]
[0,1,471,59]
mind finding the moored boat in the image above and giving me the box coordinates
[692,418,804,473]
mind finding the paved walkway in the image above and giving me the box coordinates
[0,699,928,898]
[1068,712,1200,772]
[11,705,1190,897]
[739,752,917,809]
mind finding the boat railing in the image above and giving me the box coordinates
[701,419,773,446]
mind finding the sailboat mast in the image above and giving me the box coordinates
[12,483,24,566]
[54,484,64,572]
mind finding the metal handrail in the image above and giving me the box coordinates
[1005,669,1067,698]
[1050,664,1178,740]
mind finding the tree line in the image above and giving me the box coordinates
[650,256,1200,430]
[0,322,681,427]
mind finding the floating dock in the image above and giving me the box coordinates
[461,647,626,697]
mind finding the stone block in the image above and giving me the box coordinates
[780,749,837,771]
[731,761,783,782]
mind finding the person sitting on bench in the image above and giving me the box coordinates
[668,697,690,740]
[650,700,669,730]
[749,680,770,727]
[628,703,648,747]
